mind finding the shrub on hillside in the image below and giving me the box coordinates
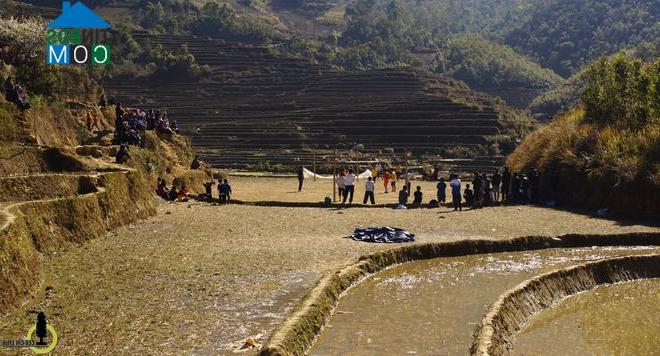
[143,44,210,78]
[139,1,271,44]
[508,55,660,217]
[582,54,659,129]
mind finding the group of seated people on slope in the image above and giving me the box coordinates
[154,178,233,204]
[156,178,190,202]
[111,100,179,147]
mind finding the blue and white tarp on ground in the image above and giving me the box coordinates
[351,227,415,243]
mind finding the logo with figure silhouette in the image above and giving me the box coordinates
[26,312,58,354]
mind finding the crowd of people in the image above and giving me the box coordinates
[436,167,543,210]
[153,164,542,210]
[111,101,179,147]
[297,165,543,210]
[3,76,30,110]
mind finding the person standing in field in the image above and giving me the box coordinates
[491,169,502,202]
[437,177,447,205]
[297,166,304,192]
[342,169,358,204]
[391,170,397,192]
[521,174,529,203]
[219,179,232,204]
[529,168,540,203]
[383,171,391,193]
[450,174,462,211]
[363,177,376,205]
[511,173,521,202]
[472,172,482,208]
[464,184,474,206]
[404,170,412,193]
[336,169,346,199]
[482,173,492,205]
[202,179,215,203]
[502,166,511,201]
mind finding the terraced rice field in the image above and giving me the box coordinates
[1,177,658,354]
[104,33,508,172]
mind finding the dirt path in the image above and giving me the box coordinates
[0,177,657,354]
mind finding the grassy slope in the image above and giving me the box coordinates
[508,108,660,218]
[0,71,209,311]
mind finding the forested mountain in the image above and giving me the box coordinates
[272,0,658,114]
[496,0,659,77]
[8,0,658,118]
[529,43,660,119]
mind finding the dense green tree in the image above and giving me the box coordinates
[582,54,660,129]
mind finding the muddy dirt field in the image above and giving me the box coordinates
[0,177,657,354]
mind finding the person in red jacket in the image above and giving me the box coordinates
[383,171,391,193]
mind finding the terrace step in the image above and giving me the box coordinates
[104,33,507,170]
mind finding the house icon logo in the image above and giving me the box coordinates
[47,1,111,29]
[46,1,112,65]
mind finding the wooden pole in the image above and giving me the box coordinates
[333,149,337,202]
[313,152,317,182]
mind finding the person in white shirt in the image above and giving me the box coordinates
[404,170,413,193]
[363,176,375,205]
[342,168,358,204]
[336,169,346,198]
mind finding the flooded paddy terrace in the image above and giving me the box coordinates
[311,246,660,355]
[514,278,660,355]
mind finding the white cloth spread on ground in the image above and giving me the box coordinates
[351,227,416,243]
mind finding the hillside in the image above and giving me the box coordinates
[102,32,532,172]
[0,16,210,310]
[433,35,565,108]
[530,44,660,120]
[497,0,659,77]
[11,0,657,117]
[243,0,659,113]
[508,54,660,218]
